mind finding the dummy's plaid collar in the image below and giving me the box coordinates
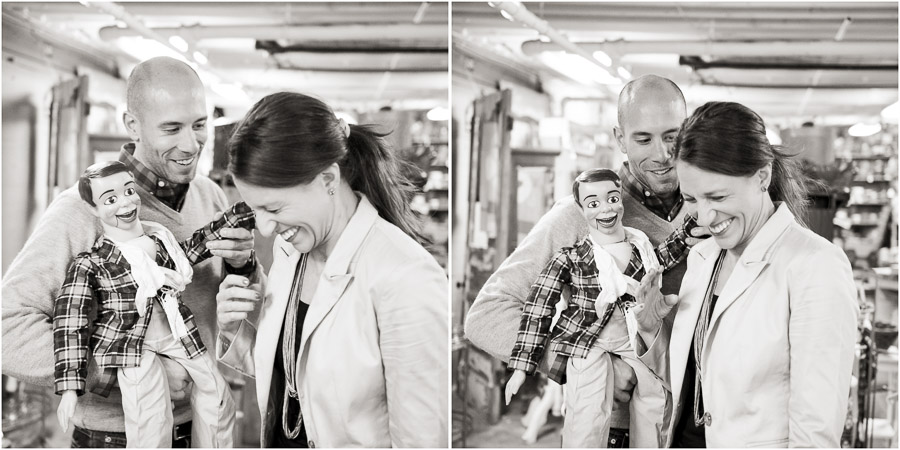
[619,162,683,222]
[118,143,187,210]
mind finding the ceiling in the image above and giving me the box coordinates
[453,2,898,127]
[2,2,449,112]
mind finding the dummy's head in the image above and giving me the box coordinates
[79,161,143,236]
[573,169,626,242]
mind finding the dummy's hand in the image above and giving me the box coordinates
[632,268,679,339]
[160,357,193,403]
[206,210,255,268]
[686,221,711,247]
[611,356,637,403]
[57,390,78,432]
[216,275,261,335]
[505,370,527,405]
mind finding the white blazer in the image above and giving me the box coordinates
[218,196,448,447]
[642,203,858,447]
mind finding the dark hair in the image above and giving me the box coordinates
[573,169,621,207]
[673,101,810,225]
[78,160,131,206]
[228,92,423,242]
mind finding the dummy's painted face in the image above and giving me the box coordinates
[579,180,625,238]
[89,171,142,233]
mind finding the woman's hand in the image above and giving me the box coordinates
[632,267,679,341]
[57,390,77,432]
[505,370,527,405]
[216,274,261,335]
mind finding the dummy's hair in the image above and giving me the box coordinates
[78,161,132,207]
[573,169,621,207]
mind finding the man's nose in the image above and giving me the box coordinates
[181,128,202,153]
[651,137,672,161]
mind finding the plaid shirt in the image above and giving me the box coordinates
[509,217,695,385]
[53,202,255,397]
[620,163,684,222]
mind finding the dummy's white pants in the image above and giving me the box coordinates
[117,331,235,448]
[562,336,666,448]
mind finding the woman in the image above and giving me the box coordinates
[215,92,448,447]
[634,101,858,447]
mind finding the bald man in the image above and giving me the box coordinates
[2,57,256,447]
[465,75,702,447]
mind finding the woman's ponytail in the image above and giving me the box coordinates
[769,146,813,227]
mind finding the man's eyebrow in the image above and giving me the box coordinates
[158,121,184,128]
[663,127,680,135]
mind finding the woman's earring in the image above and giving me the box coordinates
[761,185,768,192]
[328,188,335,196]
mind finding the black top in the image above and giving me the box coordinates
[269,300,311,448]
[672,294,718,448]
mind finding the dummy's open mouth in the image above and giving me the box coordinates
[596,215,618,228]
[116,208,137,222]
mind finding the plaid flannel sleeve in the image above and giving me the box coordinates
[655,214,698,272]
[53,256,96,396]
[508,250,572,376]
[181,201,256,267]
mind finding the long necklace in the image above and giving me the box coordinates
[282,254,308,439]
[692,249,726,427]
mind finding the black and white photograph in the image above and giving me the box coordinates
[451,2,898,448]
[2,2,449,448]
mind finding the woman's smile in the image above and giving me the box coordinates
[279,226,300,242]
[708,217,734,235]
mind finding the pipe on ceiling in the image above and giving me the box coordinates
[98,23,447,43]
[521,40,898,60]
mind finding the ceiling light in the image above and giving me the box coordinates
[617,66,632,80]
[168,35,189,52]
[499,9,514,21]
[541,52,619,86]
[193,51,208,65]
[426,107,450,121]
[848,122,882,137]
[591,50,611,67]
[881,101,898,123]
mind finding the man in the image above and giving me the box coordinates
[2,56,255,447]
[465,74,698,447]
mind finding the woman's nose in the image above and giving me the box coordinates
[697,203,717,227]
[254,212,276,237]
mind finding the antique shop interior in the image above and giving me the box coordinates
[1,2,448,447]
[450,2,898,448]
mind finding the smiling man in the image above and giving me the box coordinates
[465,74,694,447]
[2,56,256,448]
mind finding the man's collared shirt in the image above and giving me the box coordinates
[619,163,683,222]
[508,220,694,385]
[53,202,255,397]
[119,143,189,212]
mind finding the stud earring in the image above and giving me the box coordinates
[328,188,335,196]
[761,185,768,192]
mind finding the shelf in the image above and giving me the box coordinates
[841,155,894,161]
[413,141,448,146]
[848,202,890,207]
[852,178,894,184]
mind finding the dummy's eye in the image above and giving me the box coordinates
[104,196,117,205]
[124,187,136,196]
[608,195,620,204]
[586,200,600,208]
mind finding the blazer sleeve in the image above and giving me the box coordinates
[464,197,587,371]
[373,253,448,448]
[786,244,859,447]
[2,190,101,388]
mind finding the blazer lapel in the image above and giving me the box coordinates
[297,195,379,360]
[255,238,301,410]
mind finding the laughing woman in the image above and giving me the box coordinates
[215,92,448,448]
[634,101,858,447]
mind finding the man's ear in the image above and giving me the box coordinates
[613,126,627,155]
[122,110,141,142]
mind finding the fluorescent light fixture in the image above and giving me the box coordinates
[617,66,632,80]
[193,51,208,65]
[591,50,612,67]
[541,52,619,86]
[212,116,236,127]
[881,101,898,123]
[848,122,882,137]
[426,107,450,121]
[168,35,189,52]
[499,9,514,21]
[117,37,187,64]
[211,83,249,104]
